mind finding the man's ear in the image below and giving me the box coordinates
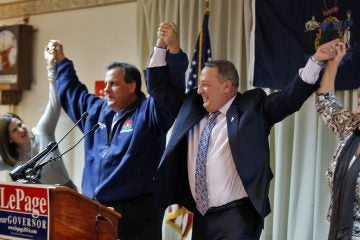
[129,81,137,93]
[223,79,234,93]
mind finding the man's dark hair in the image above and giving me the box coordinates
[107,62,142,96]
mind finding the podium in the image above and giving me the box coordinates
[0,183,121,240]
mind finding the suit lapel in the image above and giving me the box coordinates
[226,102,240,164]
[168,92,207,148]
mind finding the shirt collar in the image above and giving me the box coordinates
[218,95,236,115]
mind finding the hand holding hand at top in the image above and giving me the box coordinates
[44,42,56,67]
[327,41,346,67]
[313,38,341,62]
[316,40,347,94]
[44,40,66,66]
[156,22,180,54]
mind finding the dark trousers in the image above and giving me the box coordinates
[192,198,262,240]
[102,194,161,240]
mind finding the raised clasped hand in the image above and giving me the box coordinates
[156,22,180,54]
[314,38,341,62]
[44,41,57,66]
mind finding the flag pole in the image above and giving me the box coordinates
[186,0,212,92]
[197,0,210,87]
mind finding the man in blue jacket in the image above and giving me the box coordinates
[45,22,188,239]
[147,38,340,239]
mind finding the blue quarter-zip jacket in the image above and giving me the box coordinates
[55,51,188,202]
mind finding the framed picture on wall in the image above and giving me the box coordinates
[0,24,33,91]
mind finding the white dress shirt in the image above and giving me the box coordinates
[188,96,247,208]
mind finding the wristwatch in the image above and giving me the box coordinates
[310,55,326,68]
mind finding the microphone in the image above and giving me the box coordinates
[9,112,89,181]
[31,122,101,173]
[9,141,57,181]
[55,111,89,145]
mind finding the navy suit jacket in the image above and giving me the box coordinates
[149,67,318,222]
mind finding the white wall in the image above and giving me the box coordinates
[0,2,137,189]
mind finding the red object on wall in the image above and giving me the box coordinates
[95,80,105,98]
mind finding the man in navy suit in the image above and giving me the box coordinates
[147,29,340,239]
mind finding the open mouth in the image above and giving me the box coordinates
[202,97,209,103]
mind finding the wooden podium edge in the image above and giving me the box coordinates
[48,185,121,239]
[48,185,122,218]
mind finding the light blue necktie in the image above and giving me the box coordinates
[195,111,220,215]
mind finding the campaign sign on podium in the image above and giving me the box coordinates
[0,183,49,240]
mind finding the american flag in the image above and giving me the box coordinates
[186,8,212,92]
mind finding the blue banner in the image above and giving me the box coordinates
[254,0,360,90]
